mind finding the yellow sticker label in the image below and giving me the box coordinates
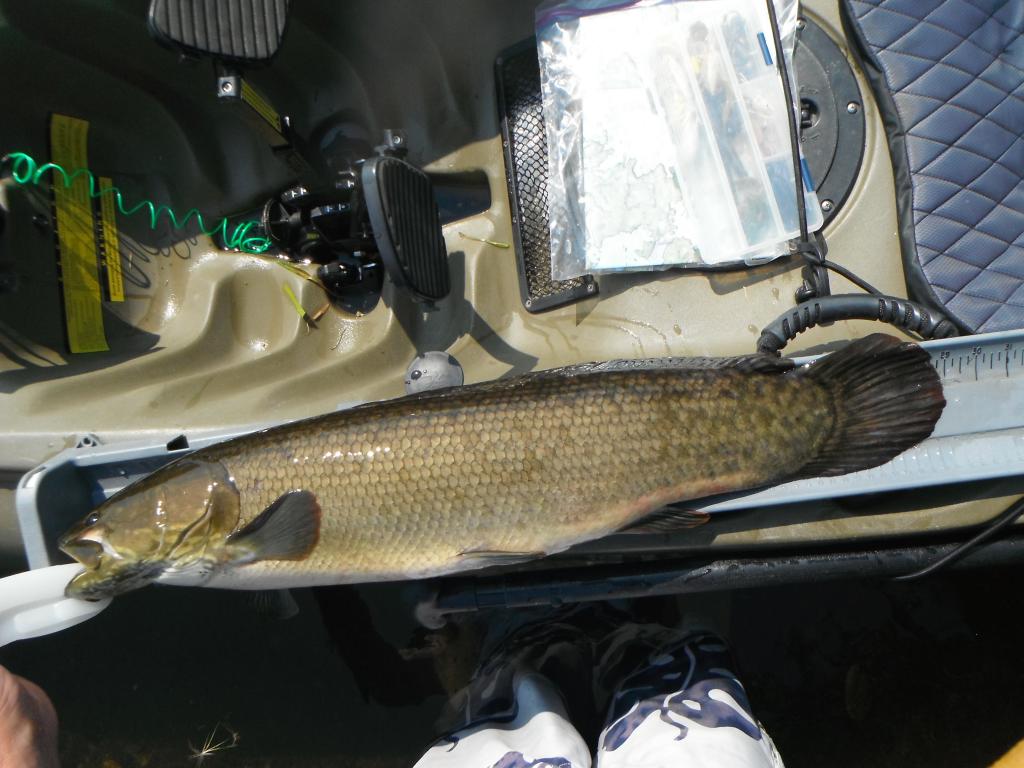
[241,80,283,134]
[50,114,108,353]
[98,176,124,302]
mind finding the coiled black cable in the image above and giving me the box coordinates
[759,1,959,353]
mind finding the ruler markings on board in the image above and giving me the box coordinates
[698,331,1024,513]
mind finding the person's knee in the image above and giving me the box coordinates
[0,665,60,768]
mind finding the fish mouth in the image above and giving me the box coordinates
[61,533,165,601]
[59,536,103,570]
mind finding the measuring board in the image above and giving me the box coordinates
[16,329,1024,569]
[697,329,1024,513]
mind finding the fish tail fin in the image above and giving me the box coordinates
[791,333,945,479]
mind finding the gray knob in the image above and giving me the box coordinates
[405,352,464,395]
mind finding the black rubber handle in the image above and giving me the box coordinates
[757,294,959,355]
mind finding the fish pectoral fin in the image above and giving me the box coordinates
[226,490,321,563]
[456,548,545,567]
[619,505,711,534]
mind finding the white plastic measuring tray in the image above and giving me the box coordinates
[0,564,111,647]
[16,329,1024,570]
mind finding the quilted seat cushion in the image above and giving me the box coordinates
[844,0,1024,332]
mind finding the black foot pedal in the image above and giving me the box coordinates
[496,40,597,313]
[148,0,290,62]
[363,156,451,304]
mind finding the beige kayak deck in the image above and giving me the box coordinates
[0,0,1016,567]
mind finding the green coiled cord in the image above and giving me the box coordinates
[3,151,271,254]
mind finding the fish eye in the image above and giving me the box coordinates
[85,512,101,526]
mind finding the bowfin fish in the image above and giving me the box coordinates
[60,334,944,599]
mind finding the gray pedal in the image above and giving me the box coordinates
[362,156,450,304]
[148,0,290,62]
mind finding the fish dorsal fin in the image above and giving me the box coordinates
[227,490,321,563]
[333,353,796,416]
[426,355,795,400]
[619,505,711,534]
[559,355,795,376]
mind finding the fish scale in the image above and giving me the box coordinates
[198,370,829,586]
[696,329,1024,513]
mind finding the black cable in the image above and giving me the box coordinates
[764,0,809,244]
[892,496,1024,581]
[765,4,892,303]
[822,259,883,295]
[758,0,949,363]
[756,293,957,354]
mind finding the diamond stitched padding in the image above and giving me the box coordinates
[847,0,1024,331]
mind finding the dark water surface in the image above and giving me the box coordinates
[2,567,1022,767]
